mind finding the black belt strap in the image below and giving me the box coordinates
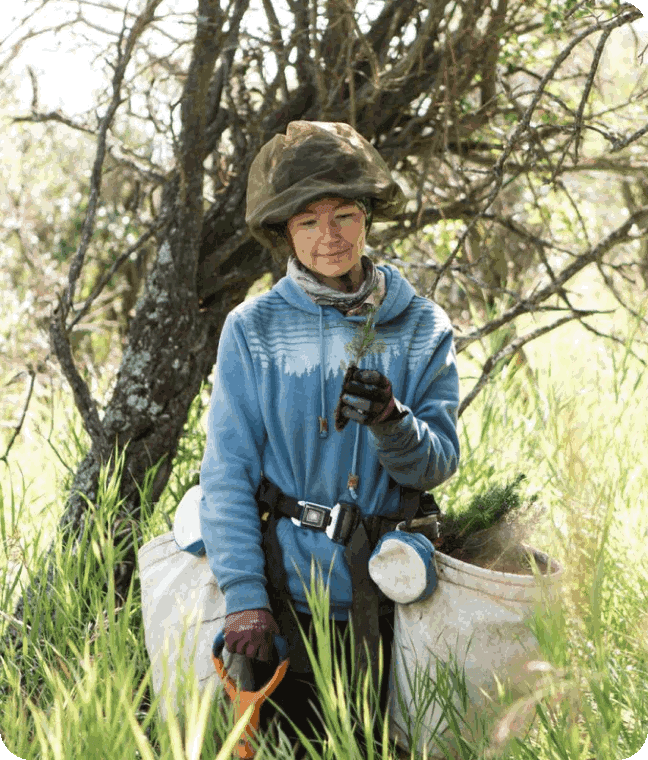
[344,518,380,685]
[255,476,438,682]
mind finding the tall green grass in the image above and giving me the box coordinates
[1,319,647,759]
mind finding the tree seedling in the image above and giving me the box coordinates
[334,299,386,432]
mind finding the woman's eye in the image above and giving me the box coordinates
[297,211,356,228]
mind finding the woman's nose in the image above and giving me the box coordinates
[319,220,342,240]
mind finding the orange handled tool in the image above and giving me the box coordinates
[212,631,290,759]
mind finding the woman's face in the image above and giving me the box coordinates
[286,197,366,284]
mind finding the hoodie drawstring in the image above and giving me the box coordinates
[317,306,361,500]
[318,307,328,438]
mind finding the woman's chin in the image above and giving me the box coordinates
[316,263,351,277]
[314,254,355,275]
[318,254,349,265]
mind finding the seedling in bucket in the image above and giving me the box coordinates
[436,474,544,571]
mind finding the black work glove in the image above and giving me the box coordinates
[223,609,280,662]
[334,368,403,431]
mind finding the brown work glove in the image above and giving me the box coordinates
[335,368,401,431]
[223,609,280,662]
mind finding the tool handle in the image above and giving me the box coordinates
[222,645,255,690]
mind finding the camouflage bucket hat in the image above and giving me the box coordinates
[246,121,407,265]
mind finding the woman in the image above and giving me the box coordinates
[199,121,460,748]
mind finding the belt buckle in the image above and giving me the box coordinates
[325,504,342,542]
[291,501,347,543]
[292,500,331,531]
[329,502,360,544]
[291,501,355,545]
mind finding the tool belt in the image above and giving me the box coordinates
[254,475,440,680]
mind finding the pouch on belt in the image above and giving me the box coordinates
[368,528,438,604]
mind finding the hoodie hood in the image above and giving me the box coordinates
[275,261,415,322]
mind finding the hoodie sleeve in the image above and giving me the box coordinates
[199,311,270,615]
[368,325,460,491]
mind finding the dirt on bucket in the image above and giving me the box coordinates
[413,474,549,576]
[403,518,549,575]
[440,528,550,575]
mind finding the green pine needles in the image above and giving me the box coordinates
[438,473,542,564]
[343,297,386,368]
[449,473,535,538]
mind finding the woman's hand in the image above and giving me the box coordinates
[338,368,402,427]
[223,609,280,661]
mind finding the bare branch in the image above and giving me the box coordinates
[105,143,166,185]
[530,228,577,313]
[260,0,289,99]
[1,366,36,464]
[572,25,612,164]
[12,109,95,134]
[553,178,592,249]
[487,214,577,259]
[68,222,164,331]
[11,110,167,184]
[579,319,648,366]
[0,16,80,75]
[367,0,418,66]
[26,64,38,110]
[564,1,592,21]
[458,310,599,417]
[456,205,648,352]
[552,24,613,176]
[611,122,648,153]
[344,0,381,97]
[595,259,648,330]
[285,0,311,84]
[309,0,327,114]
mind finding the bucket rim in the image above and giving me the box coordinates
[138,531,175,555]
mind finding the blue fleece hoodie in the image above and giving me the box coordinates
[199,263,460,620]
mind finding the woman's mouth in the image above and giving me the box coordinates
[321,249,351,260]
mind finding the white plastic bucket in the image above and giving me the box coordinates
[389,545,563,757]
[138,531,225,717]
